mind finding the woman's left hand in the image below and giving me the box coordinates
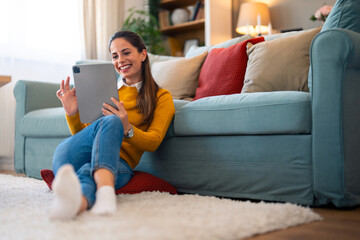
[102,97,131,133]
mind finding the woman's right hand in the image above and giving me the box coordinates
[56,76,79,116]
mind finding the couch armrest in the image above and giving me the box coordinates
[13,80,61,173]
[310,29,360,207]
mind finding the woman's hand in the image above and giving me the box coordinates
[56,76,79,116]
[102,97,131,134]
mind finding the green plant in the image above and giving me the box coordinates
[122,7,166,55]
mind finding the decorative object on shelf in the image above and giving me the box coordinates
[122,7,166,55]
[236,2,271,37]
[183,39,199,55]
[187,5,195,21]
[171,8,189,25]
[310,5,333,22]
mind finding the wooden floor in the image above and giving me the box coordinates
[1,171,359,239]
[249,206,360,240]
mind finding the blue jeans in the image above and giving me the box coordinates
[53,115,133,208]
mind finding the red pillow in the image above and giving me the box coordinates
[40,169,177,195]
[193,37,265,100]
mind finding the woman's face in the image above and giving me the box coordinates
[110,38,147,84]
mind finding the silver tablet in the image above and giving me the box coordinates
[72,63,118,123]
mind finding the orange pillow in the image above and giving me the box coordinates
[193,37,264,100]
[40,169,177,195]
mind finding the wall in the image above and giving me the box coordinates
[124,0,147,19]
[0,0,146,171]
[232,0,336,37]
[205,0,233,45]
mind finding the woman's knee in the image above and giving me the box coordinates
[102,115,124,133]
[53,139,71,174]
[103,115,122,124]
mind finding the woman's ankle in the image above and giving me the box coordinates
[94,168,115,189]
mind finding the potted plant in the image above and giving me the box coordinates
[122,7,167,55]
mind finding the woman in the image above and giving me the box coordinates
[50,31,175,220]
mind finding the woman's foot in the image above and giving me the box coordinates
[90,185,117,215]
[49,164,82,220]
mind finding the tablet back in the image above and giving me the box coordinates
[73,63,118,123]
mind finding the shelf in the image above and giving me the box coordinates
[161,19,205,35]
[0,75,11,87]
[159,0,205,56]
[160,0,198,9]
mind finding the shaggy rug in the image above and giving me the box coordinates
[0,174,321,240]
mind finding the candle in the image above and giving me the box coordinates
[268,22,272,35]
[257,14,261,35]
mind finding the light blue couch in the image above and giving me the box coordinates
[13,27,360,207]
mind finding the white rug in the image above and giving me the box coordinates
[0,174,321,240]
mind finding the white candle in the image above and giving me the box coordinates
[257,14,261,35]
[268,22,272,35]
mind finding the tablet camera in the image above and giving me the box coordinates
[73,66,80,73]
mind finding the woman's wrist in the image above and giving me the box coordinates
[124,124,134,138]
[66,110,79,117]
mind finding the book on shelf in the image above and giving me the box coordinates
[195,1,204,20]
[191,1,201,21]
[158,10,170,29]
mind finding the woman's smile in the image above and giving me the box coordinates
[119,64,132,73]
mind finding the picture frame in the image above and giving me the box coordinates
[183,39,199,55]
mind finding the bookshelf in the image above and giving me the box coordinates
[159,0,205,56]
[0,75,11,88]
[161,19,205,35]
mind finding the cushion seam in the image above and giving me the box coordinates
[178,101,309,112]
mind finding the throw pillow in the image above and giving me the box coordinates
[148,53,182,67]
[151,52,207,100]
[40,169,177,194]
[185,35,252,58]
[321,0,360,33]
[241,27,321,93]
[193,37,264,100]
[184,45,212,58]
[209,34,252,50]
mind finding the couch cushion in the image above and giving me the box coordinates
[21,101,189,139]
[321,0,360,33]
[174,91,310,136]
[21,107,71,137]
[185,35,252,58]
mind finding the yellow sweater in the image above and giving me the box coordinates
[65,86,175,169]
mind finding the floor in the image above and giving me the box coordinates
[1,171,360,240]
[249,206,360,240]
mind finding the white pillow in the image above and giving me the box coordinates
[148,53,182,67]
[185,45,211,58]
[151,52,207,100]
[185,35,252,58]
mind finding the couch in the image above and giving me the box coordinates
[13,0,360,207]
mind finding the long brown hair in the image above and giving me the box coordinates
[109,31,159,126]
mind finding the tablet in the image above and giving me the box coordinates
[72,63,119,123]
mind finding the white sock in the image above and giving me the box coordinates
[90,185,117,215]
[49,164,82,221]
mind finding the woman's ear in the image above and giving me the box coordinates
[142,49,147,62]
